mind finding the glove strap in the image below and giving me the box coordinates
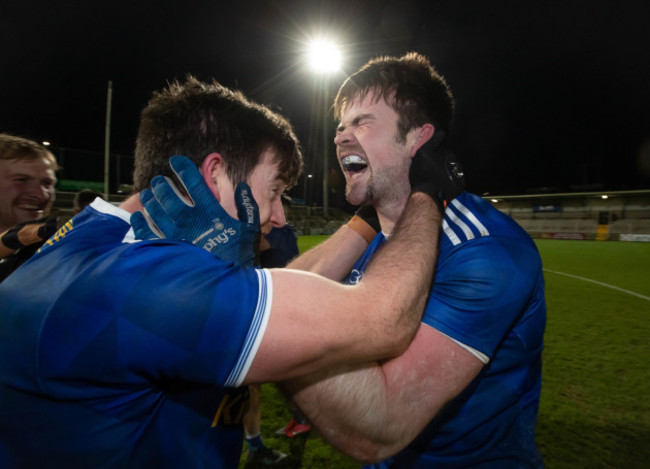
[347,215,379,244]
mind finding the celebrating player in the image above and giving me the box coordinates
[284,52,547,468]
[0,76,443,468]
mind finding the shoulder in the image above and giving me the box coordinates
[441,193,526,247]
[440,193,540,270]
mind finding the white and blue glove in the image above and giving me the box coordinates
[130,156,261,267]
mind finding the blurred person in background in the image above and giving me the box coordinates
[73,188,104,214]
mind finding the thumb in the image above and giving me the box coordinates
[234,182,260,229]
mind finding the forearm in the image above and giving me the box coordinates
[282,325,485,462]
[358,193,440,350]
[0,230,14,258]
[287,224,369,281]
[284,363,409,462]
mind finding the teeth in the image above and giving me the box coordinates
[18,204,42,210]
[341,155,368,172]
[342,155,366,165]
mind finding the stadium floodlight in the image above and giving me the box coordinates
[307,39,341,73]
[305,38,341,217]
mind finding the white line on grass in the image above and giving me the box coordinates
[543,269,650,302]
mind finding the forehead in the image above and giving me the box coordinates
[252,148,283,184]
[339,91,397,122]
[1,157,56,177]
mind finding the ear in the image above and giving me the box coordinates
[409,123,436,157]
[200,152,224,201]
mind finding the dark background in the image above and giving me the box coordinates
[2,0,649,198]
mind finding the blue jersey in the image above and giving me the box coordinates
[347,193,546,468]
[0,199,272,468]
[259,224,299,268]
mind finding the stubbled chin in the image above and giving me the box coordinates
[345,178,369,206]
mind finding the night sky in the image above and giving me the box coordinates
[2,0,649,198]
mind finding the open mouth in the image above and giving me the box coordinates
[16,202,47,216]
[341,155,368,173]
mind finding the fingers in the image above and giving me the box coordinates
[169,155,215,207]
[234,182,259,227]
[37,217,59,241]
[150,175,189,215]
[409,136,465,210]
[139,188,176,236]
[130,211,160,240]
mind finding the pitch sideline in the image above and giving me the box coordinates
[543,269,650,302]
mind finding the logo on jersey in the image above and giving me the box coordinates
[41,219,74,250]
[348,269,363,285]
[211,388,249,428]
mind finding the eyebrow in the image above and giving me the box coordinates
[9,172,57,184]
[337,113,375,133]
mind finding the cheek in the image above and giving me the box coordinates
[257,202,272,225]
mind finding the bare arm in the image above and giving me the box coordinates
[287,221,371,281]
[284,324,484,462]
[244,193,441,384]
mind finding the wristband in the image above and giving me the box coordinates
[347,215,379,244]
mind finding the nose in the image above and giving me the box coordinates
[267,197,287,228]
[333,127,353,147]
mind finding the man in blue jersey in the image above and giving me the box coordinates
[283,53,547,467]
[0,76,445,468]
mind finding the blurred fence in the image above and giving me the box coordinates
[50,146,134,195]
[490,190,650,241]
[48,146,650,242]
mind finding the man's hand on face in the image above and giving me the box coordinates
[408,132,465,210]
[130,156,261,268]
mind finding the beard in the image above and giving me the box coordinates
[345,159,409,207]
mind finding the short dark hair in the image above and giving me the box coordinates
[73,189,103,211]
[0,133,59,169]
[333,52,455,141]
[133,76,303,192]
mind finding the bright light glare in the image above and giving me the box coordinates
[42,141,51,146]
[601,194,609,199]
[307,39,341,73]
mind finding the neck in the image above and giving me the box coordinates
[375,194,409,236]
[119,193,143,214]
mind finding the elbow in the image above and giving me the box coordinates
[378,309,420,358]
[342,438,404,464]
[382,327,412,358]
[367,290,426,359]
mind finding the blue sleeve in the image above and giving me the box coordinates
[37,242,270,392]
[423,235,542,358]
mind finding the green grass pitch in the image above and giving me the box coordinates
[240,238,650,468]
